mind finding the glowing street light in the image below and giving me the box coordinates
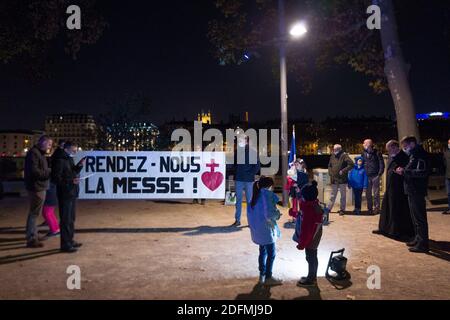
[289,22,307,38]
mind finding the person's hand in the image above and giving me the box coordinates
[78,157,86,166]
[73,177,80,185]
[395,167,404,175]
[296,244,305,251]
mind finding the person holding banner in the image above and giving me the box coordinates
[232,135,260,227]
[52,141,85,253]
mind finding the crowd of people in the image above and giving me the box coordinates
[24,136,85,253]
[22,133,449,283]
[236,135,450,286]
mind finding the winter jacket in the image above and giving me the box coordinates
[403,145,429,196]
[361,148,385,177]
[444,149,450,179]
[328,151,354,184]
[296,171,309,190]
[247,189,281,245]
[52,151,83,199]
[235,146,260,182]
[297,199,323,250]
[24,145,51,192]
[348,157,369,190]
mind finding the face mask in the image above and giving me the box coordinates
[334,151,340,156]
[403,148,410,155]
[448,144,450,150]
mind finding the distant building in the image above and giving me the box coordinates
[0,130,44,157]
[198,110,212,124]
[105,121,159,151]
[45,114,98,150]
[417,112,450,153]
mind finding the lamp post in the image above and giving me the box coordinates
[278,0,307,206]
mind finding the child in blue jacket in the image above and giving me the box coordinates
[248,176,283,286]
[348,156,368,214]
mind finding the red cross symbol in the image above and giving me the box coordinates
[206,159,220,172]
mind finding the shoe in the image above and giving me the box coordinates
[353,209,361,215]
[374,209,380,215]
[409,246,429,253]
[26,239,44,248]
[258,275,266,284]
[297,277,317,287]
[338,210,345,216]
[442,210,450,215]
[72,241,83,248]
[372,230,383,235]
[61,247,78,253]
[368,209,373,215]
[46,231,60,238]
[264,276,283,286]
[406,240,418,247]
[231,220,241,227]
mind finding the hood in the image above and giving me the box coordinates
[354,156,364,168]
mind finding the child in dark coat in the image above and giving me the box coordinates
[296,180,323,286]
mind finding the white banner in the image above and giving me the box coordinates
[74,151,226,199]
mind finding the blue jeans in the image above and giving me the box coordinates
[235,181,254,222]
[259,243,276,278]
[446,179,450,209]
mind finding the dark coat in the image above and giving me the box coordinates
[379,151,415,240]
[444,150,450,179]
[361,148,385,177]
[403,145,429,196]
[328,151,354,184]
[234,146,260,182]
[52,151,83,199]
[24,145,51,192]
[44,183,58,206]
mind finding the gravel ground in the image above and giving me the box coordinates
[0,193,449,300]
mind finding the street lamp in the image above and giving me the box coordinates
[278,0,307,206]
[290,22,308,38]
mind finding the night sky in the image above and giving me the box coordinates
[0,0,449,131]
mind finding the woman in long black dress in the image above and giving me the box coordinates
[373,140,415,241]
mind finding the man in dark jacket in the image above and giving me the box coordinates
[398,136,430,253]
[24,135,53,248]
[443,138,450,215]
[362,139,385,214]
[52,141,85,253]
[232,134,260,227]
[326,144,354,217]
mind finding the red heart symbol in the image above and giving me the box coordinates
[201,172,224,191]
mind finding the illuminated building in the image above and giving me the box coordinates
[197,110,212,124]
[0,130,44,157]
[105,121,159,151]
[45,114,97,150]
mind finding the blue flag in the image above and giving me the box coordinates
[288,126,296,166]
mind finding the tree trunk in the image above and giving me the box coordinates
[376,0,420,141]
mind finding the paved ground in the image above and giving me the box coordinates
[0,193,449,300]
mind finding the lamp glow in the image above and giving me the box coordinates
[290,22,307,38]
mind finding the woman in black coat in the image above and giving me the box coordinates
[373,140,415,241]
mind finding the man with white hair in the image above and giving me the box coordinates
[325,144,354,219]
[361,139,385,215]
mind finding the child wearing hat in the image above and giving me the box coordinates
[296,180,324,286]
